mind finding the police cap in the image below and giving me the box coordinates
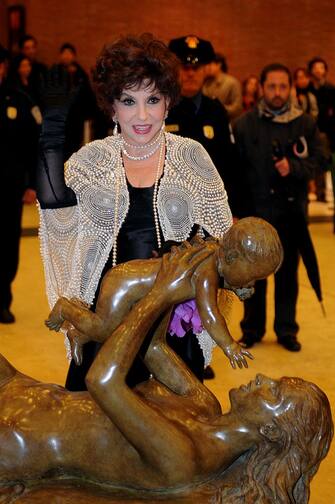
[168,36,215,66]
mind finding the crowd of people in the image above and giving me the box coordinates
[0,32,334,388]
[0,35,102,326]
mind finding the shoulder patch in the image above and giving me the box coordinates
[203,125,214,139]
[165,124,180,133]
[7,106,17,120]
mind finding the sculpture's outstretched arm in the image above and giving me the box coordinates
[46,262,158,364]
[86,246,214,483]
[195,265,253,369]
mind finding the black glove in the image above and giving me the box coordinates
[37,65,79,208]
[40,65,82,149]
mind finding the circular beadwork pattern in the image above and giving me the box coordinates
[171,138,219,181]
[79,236,106,297]
[43,207,78,236]
[158,186,194,237]
[80,186,128,227]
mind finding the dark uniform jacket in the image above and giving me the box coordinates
[0,81,39,191]
[308,82,335,151]
[233,104,325,223]
[166,94,239,213]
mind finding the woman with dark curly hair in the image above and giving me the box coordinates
[37,34,233,391]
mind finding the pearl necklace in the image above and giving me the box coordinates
[122,140,161,161]
[112,136,165,266]
[122,130,163,150]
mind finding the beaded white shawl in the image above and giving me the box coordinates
[39,132,233,363]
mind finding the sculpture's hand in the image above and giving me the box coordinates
[154,243,215,305]
[232,286,255,301]
[45,299,65,332]
[223,281,255,301]
[67,327,85,366]
[189,235,206,246]
[223,341,254,369]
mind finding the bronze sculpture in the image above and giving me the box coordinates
[46,217,283,370]
[0,238,332,503]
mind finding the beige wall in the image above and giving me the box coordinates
[4,0,335,80]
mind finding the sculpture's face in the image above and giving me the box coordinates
[229,374,287,426]
[218,219,283,290]
[221,253,273,290]
[113,81,168,146]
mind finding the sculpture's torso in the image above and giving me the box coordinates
[0,373,223,489]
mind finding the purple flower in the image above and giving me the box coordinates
[168,299,203,337]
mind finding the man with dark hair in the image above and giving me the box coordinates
[307,57,335,204]
[19,34,46,103]
[59,43,77,67]
[203,52,242,120]
[234,63,325,352]
[259,63,292,86]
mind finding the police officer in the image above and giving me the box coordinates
[167,35,238,213]
[0,46,39,323]
[167,37,237,379]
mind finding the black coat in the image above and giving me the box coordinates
[0,81,39,190]
[308,82,335,150]
[233,107,325,223]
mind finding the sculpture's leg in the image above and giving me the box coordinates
[144,311,221,413]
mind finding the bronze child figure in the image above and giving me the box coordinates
[46,217,283,370]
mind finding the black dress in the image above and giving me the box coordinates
[64,181,204,391]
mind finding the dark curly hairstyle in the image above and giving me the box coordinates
[93,33,181,116]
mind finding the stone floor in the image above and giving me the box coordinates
[0,204,334,503]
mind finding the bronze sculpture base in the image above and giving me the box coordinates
[2,477,233,503]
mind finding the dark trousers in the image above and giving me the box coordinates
[0,187,23,310]
[241,218,300,340]
[65,341,151,391]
